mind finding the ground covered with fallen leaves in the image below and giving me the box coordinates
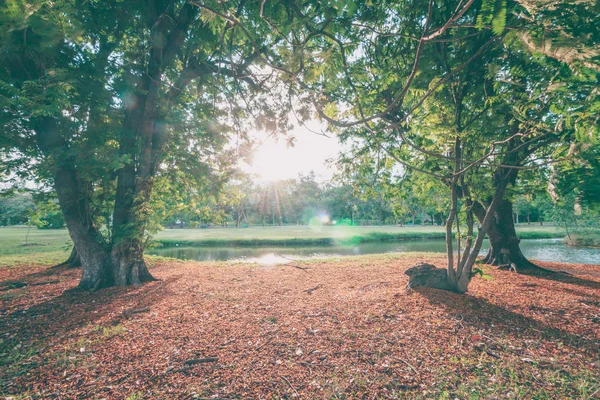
[1,254,599,399]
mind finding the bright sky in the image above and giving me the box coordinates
[243,120,340,182]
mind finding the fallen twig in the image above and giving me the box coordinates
[280,255,311,272]
[284,263,311,272]
[304,284,323,294]
[184,357,218,365]
[123,307,150,317]
[390,356,419,375]
[30,280,61,286]
[281,375,300,398]
[219,338,237,347]
[422,343,434,360]
[486,349,500,359]
[0,280,60,291]
[0,281,28,291]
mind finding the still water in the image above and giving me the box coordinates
[148,238,599,265]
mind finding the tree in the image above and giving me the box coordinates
[0,192,34,226]
[264,0,518,291]
[236,0,599,291]
[548,143,600,240]
[0,0,284,288]
[223,176,255,228]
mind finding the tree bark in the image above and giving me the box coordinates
[55,170,112,289]
[110,67,160,286]
[473,199,538,269]
[35,118,112,289]
[107,4,202,287]
[110,242,155,286]
[451,173,512,293]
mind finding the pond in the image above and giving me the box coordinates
[148,238,600,265]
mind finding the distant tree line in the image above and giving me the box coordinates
[4,170,597,232]
[0,192,64,228]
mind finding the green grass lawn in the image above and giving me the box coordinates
[156,224,563,246]
[0,226,73,266]
[0,224,565,266]
[157,224,449,246]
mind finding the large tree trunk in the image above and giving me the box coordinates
[36,118,112,289]
[473,199,538,269]
[105,1,199,285]
[111,135,157,285]
[110,241,155,286]
[35,75,153,291]
[55,170,112,289]
[111,163,154,286]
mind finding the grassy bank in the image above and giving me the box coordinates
[156,224,563,247]
[1,256,599,398]
[157,225,449,247]
[0,225,565,266]
[564,232,600,248]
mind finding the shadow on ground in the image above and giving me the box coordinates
[0,266,175,369]
[416,286,600,356]
[520,266,600,289]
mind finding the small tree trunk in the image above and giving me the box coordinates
[25,225,32,245]
[54,164,112,289]
[445,177,459,288]
[451,176,512,293]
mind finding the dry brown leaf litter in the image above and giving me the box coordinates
[0,256,599,399]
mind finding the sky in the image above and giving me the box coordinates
[242,120,341,182]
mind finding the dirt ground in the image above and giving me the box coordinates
[1,255,599,399]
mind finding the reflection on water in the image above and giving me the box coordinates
[148,238,599,265]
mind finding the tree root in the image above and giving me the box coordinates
[51,247,81,269]
[0,280,60,291]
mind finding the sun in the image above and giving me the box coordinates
[246,141,298,182]
[242,127,339,182]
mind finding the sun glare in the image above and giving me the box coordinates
[247,141,298,182]
[243,129,338,182]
